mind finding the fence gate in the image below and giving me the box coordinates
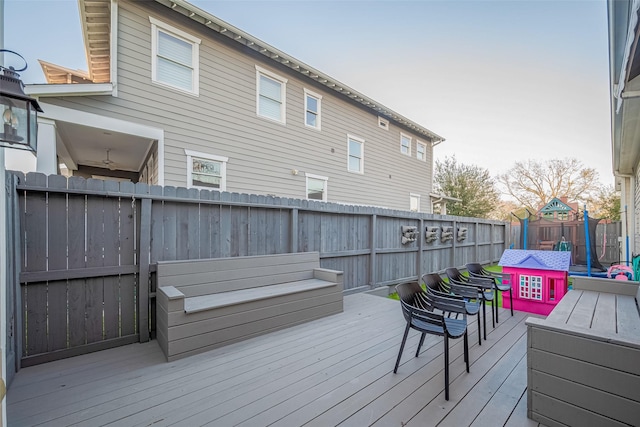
[15,174,142,367]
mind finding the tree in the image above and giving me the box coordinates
[588,185,621,220]
[434,156,500,218]
[497,158,599,212]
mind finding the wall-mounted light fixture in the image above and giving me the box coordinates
[0,50,43,153]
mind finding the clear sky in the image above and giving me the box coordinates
[3,0,613,186]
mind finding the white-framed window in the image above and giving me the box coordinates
[400,133,411,156]
[306,173,328,201]
[378,117,389,130]
[519,275,543,300]
[304,88,322,130]
[256,65,288,124]
[185,149,228,191]
[410,194,420,212]
[347,134,364,174]
[416,141,426,161]
[150,17,201,95]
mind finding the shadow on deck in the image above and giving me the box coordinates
[7,293,544,426]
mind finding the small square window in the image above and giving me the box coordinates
[400,134,411,156]
[185,149,228,190]
[348,135,364,174]
[304,89,322,130]
[416,141,426,161]
[306,173,328,201]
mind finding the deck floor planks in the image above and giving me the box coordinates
[7,293,543,427]
[22,295,397,426]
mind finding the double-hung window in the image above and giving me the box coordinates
[304,89,322,129]
[185,149,228,191]
[400,133,411,156]
[150,17,200,95]
[416,141,426,161]
[306,173,328,201]
[347,135,364,174]
[256,66,287,123]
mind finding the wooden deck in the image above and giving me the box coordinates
[7,292,544,426]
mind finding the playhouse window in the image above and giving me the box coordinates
[519,275,543,301]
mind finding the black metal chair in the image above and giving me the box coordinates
[466,262,514,322]
[422,273,483,346]
[394,281,469,401]
[446,267,495,340]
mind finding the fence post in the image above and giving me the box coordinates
[370,214,377,288]
[138,198,152,343]
[418,218,424,280]
[291,207,298,253]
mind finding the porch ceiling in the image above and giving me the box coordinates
[56,121,152,172]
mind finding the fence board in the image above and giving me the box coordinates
[66,177,87,348]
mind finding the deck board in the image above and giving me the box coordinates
[7,292,544,427]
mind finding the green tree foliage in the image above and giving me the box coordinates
[434,156,500,218]
[497,158,599,212]
[589,185,621,220]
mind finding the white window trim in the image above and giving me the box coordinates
[256,65,288,124]
[378,116,389,130]
[184,149,228,191]
[410,193,421,212]
[150,17,201,96]
[305,172,328,201]
[347,134,365,174]
[400,133,412,156]
[304,88,322,130]
[416,140,427,161]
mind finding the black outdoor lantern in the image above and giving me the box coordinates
[0,50,43,152]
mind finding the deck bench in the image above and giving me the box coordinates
[526,276,640,426]
[156,252,343,361]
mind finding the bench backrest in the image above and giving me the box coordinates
[156,252,321,297]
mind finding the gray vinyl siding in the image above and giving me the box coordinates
[46,0,436,212]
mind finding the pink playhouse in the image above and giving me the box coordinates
[498,249,571,315]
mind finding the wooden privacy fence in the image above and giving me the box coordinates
[5,171,509,369]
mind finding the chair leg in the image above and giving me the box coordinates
[444,334,449,401]
[495,290,499,324]
[482,300,487,340]
[477,312,481,346]
[394,324,410,374]
[416,332,426,357]
[491,295,495,329]
[509,290,514,316]
[464,331,469,373]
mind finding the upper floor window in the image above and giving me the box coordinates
[400,133,411,156]
[416,141,426,161]
[185,149,228,191]
[348,135,364,174]
[410,194,420,212]
[256,66,287,124]
[150,17,200,95]
[306,173,328,201]
[304,89,322,130]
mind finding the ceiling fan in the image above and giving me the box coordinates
[102,149,117,170]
